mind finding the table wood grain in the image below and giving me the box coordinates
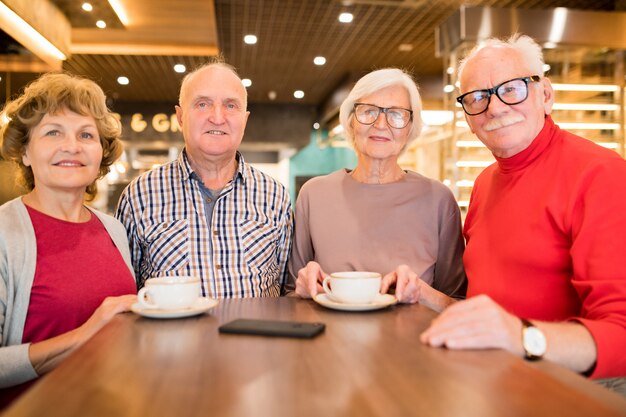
[5,297,626,417]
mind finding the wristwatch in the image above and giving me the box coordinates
[521,318,547,360]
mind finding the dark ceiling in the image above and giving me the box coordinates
[0,0,622,109]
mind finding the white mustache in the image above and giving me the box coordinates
[483,114,525,131]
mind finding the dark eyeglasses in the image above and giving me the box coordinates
[456,75,541,116]
[353,103,413,129]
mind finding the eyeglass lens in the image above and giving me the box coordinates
[460,78,530,115]
[354,104,411,128]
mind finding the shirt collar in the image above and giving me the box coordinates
[177,149,247,185]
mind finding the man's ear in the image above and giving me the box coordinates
[541,77,555,116]
[175,105,183,127]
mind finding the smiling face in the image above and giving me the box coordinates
[350,84,412,163]
[176,65,250,166]
[22,108,103,196]
[460,46,554,158]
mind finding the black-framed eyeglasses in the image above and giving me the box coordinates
[353,103,413,129]
[456,75,541,116]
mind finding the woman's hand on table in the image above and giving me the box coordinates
[29,294,137,375]
[295,261,326,298]
[381,264,425,304]
[382,265,455,311]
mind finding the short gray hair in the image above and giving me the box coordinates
[458,33,544,82]
[178,58,247,109]
[339,68,423,151]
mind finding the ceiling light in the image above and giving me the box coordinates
[338,13,353,23]
[96,20,106,29]
[313,56,326,66]
[293,90,305,99]
[446,66,454,75]
[543,64,551,74]
[174,64,186,73]
[398,43,413,52]
[107,0,129,25]
[268,91,277,100]
[443,84,455,93]
[0,1,66,61]
[242,78,252,88]
[313,122,320,130]
[244,34,257,44]
[117,76,129,85]
[82,3,93,12]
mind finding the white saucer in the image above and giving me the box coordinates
[131,297,218,319]
[313,293,397,312]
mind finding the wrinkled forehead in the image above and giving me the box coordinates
[181,66,247,106]
[460,46,530,92]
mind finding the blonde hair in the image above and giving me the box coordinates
[339,68,423,152]
[0,72,122,200]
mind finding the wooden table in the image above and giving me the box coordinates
[5,297,626,417]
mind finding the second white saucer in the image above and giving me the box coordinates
[313,293,397,312]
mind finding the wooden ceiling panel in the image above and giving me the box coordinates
[1,0,619,105]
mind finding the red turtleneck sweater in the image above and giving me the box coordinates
[463,116,626,378]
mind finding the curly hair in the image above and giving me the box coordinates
[0,72,122,200]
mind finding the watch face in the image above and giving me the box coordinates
[524,326,547,357]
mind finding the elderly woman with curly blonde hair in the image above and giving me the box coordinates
[0,73,136,408]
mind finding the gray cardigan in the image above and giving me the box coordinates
[0,198,134,388]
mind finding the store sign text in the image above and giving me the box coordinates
[114,113,181,133]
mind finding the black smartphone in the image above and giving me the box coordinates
[218,319,325,339]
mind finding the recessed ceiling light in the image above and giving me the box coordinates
[446,66,454,75]
[443,84,455,93]
[268,91,277,100]
[398,43,413,52]
[313,122,320,130]
[294,90,305,99]
[174,64,186,73]
[242,78,252,88]
[244,34,257,44]
[82,3,93,12]
[313,56,326,66]
[117,76,129,85]
[96,20,106,29]
[543,63,551,73]
[339,13,353,23]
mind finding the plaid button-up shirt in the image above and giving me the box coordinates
[116,150,293,298]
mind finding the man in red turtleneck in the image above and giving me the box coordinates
[420,34,626,390]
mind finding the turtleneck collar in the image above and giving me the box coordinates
[494,115,558,174]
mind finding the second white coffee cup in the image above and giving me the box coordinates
[137,276,201,310]
[322,271,381,304]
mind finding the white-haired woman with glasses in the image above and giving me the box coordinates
[287,68,466,308]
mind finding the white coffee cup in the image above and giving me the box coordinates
[137,276,201,310]
[322,271,382,304]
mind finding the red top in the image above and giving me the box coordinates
[464,116,626,378]
[22,205,136,343]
